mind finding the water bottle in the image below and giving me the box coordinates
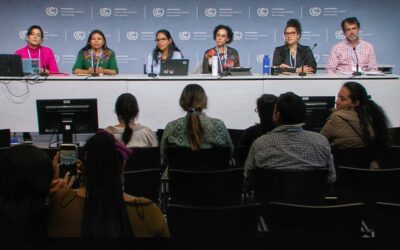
[262,55,270,75]
[212,56,218,76]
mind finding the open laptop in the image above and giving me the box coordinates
[160,59,189,76]
[0,54,24,77]
[22,58,40,75]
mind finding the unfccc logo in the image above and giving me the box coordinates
[309,7,321,17]
[73,31,86,40]
[257,8,269,17]
[126,31,139,41]
[153,8,165,17]
[46,7,58,16]
[257,54,264,64]
[179,31,191,41]
[19,30,27,40]
[335,30,345,40]
[205,8,217,17]
[100,8,112,17]
[233,31,242,41]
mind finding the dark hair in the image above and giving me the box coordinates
[152,29,182,65]
[0,144,53,238]
[257,94,278,132]
[343,82,389,147]
[285,19,302,37]
[341,17,360,32]
[26,25,44,39]
[80,29,110,52]
[213,24,234,44]
[179,84,208,150]
[115,93,139,145]
[81,132,133,237]
[275,92,306,125]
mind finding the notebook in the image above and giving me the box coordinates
[22,58,41,75]
[160,59,189,76]
[0,54,24,77]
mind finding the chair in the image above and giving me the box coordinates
[124,168,161,203]
[332,147,374,168]
[371,202,400,238]
[168,168,243,206]
[268,201,365,238]
[389,127,400,146]
[166,203,261,239]
[235,145,250,169]
[167,146,231,171]
[125,147,160,171]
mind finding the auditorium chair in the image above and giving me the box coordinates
[124,168,161,204]
[125,146,161,171]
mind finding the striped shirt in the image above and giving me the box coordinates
[325,39,378,73]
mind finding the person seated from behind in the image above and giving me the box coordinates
[106,93,158,147]
[202,24,240,75]
[15,25,59,74]
[320,82,389,169]
[47,131,169,237]
[73,29,118,75]
[272,19,317,74]
[244,92,336,188]
[160,83,233,162]
[146,29,183,75]
[238,94,278,157]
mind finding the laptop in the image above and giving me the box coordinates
[228,67,252,76]
[22,58,41,75]
[0,54,24,77]
[0,129,11,148]
[160,59,189,76]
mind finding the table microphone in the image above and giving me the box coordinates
[299,43,317,76]
[90,65,99,77]
[148,63,157,77]
[352,47,362,76]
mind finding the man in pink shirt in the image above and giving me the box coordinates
[326,17,378,74]
[15,25,59,74]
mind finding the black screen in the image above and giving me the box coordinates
[302,96,335,132]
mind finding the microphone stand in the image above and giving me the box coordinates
[148,62,157,77]
[298,43,317,77]
[90,65,99,77]
[352,47,362,76]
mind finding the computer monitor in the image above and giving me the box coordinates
[0,54,24,77]
[302,96,335,132]
[36,99,98,144]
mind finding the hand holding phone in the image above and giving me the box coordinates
[59,144,78,178]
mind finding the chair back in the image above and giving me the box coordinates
[168,168,243,206]
[372,202,400,238]
[124,168,161,203]
[332,147,374,168]
[167,146,231,171]
[166,203,261,238]
[125,147,160,171]
[227,129,244,149]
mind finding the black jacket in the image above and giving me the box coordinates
[272,44,317,73]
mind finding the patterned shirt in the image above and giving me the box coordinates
[72,49,118,73]
[202,46,240,74]
[244,124,336,182]
[325,39,378,73]
[160,113,233,160]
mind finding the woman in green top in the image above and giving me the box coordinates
[73,29,118,75]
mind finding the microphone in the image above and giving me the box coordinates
[91,65,99,77]
[299,43,317,76]
[352,47,362,76]
[148,62,157,77]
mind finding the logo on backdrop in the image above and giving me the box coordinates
[73,31,86,40]
[313,53,320,63]
[205,8,217,17]
[233,31,242,41]
[257,8,269,17]
[153,8,165,17]
[100,8,112,17]
[335,30,345,40]
[126,31,139,41]
[46,7,58,16]
[19,30,27,40]
[179,31,191,40]
[256,54,264,64]
[309,7,321,17]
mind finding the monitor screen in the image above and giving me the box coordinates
[36,99,98,143]
[302,96,335,132]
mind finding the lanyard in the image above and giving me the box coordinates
[289,49,297,68]
[91,50,103,68]
[215,46,227,73]
[27,48,41,61]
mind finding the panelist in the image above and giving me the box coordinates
[272,19,316,74]
[15,25,59,74]
[202,24,240,74]
[326,17,378,74]
[73,30,118,75]
[146,29,183,75]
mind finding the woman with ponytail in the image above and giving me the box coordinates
[321,81,389,149]
[106,93,158,147]
[160,84,233,161]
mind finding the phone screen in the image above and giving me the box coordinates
[59,144,78,177]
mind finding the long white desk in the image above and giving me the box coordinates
[1,73,399,132]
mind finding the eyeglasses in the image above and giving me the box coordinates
[284,31,297,36]
[155,38,168,42]
[254,108,258,113]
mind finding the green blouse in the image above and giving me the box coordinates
[72,49,118,73]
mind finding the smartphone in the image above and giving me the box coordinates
[59,144,78,177]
